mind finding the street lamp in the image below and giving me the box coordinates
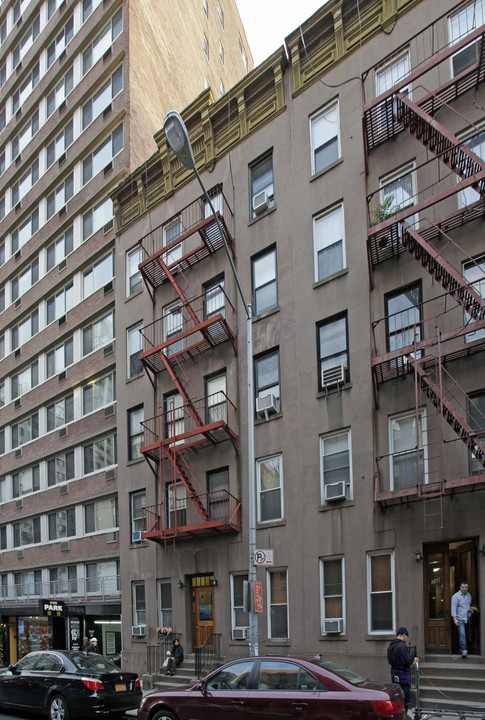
[163,110,258,656]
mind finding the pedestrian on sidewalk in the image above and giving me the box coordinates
[387,626,417,712]
[451,581,475,658]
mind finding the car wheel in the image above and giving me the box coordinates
[152,710,178,720]
[49,694,70,720]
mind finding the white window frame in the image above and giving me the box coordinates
[320,555,345,635]
[267,567,289,640]
[379,161,417,230]
[83,252,114,298]
[367,550,395,635]
[82,311,114,356]
[320,428,352,504]
[126,246,142,297]
[131,490,146,535]
[157,579,173,629]
[256,453,283,523]
[449,0,485,77]
[310,100,340,175]
[389,408,428,490]
[313,202,346,283]
[230,572,249,637]
[127,324,143,378]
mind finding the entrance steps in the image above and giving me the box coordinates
[417,655,485,710]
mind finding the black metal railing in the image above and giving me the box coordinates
[194,633,222,678]
[146,632,182,674]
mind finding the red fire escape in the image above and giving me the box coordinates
[363,13,485,521]
[137,184,241,543]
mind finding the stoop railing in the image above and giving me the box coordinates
[194,633,222,678]
[146,633,182,674]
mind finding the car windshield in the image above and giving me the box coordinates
[313,659,367,686]
[71,654,120,672]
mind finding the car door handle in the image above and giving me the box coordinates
[292,702,308,710]
[232,700,245,705]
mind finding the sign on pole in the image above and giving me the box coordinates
[254,581,263,613]
[253,549,274,566]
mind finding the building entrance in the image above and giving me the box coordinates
[190,575,215,650]
[424,539,479,654]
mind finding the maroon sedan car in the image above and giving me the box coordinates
[138,654,405,720]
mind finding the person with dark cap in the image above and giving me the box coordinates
[82,636,90,651]
[387,627,417,712]
[85,637,99,653]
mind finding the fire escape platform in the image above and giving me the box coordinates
[375,474,485,507]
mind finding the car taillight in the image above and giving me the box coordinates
[135,679,141,689]
[82,678,105,691]
[372,699,405,716]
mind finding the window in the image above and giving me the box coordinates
[82,65,123,129]
[126,246,142,296]
[11,361,38,398]
[217,4,224,27]
[379,162,417,229]
[133,582,146,626]
[128,406,144,461]
[252,247,277,315]
[47,394,74,431]
[320,429,351,503]
[202,0,208,18]
[50,566,77,594]
[48,508,75,540]
[385,283,422,353]
[12,110,39,159]
[204,35,209,60]
[46,67,74,118]
[219,43,224,63]
[12,259,39,301]
[162,301,183,356]
[127,324,143,378]
[82,0,103,23]
[83,124,123,184]
[0,287,4,313]
[83,311,114,355]
[12,209,39,253]
[47,120,74,168]
[48,0,64,19]
[158,580,172,628]
[257,454,282,522]
[460,129,485,207]
[204,277,225,318]
[83,373,115,414]
[314,203,345,282]
[12,63,40,114]
[367,551,394,633]
[85,497,118,533]
[86,560,119,593]
[167,481,186,529]
[250,151,274,218]
[12,465,39,497]
[14,517,41,547]
[468,391,485,474]
[11,310,40,350]
[206,373,227,425]
[462,255,485,342]
[47,16,74,68]
[310,100,340,175]
[255,349,280,413]
[207,467,229,519]
[84,435,116,473]
[389,408,427,490]
[268,568,288,639]
[231,573,249,636]
[131,490,146,535]
[46,283,74,324]
[162,217,182,266]
[83,8,122,75]
[12,15,40,68]
[12,412,39,447]
[15,569,41,596]
[321,557,345,634]
[449,0,485,77]
[46,338,73,378]
[83,253,114,297]
[317,313,349,390]
[375,51,410,130]
[47,451,74,486]
[46,173,74,219]
[12,159,39,205]
[82,197,113,240]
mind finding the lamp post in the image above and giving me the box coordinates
[163,110,258,656]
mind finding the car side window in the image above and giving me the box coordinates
[257,660,319,691]
[34,654,63,671]
[206,660,254,690]
[15,655,39,671]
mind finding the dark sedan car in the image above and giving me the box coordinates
[0,649,142,720]
[138,654,405,720]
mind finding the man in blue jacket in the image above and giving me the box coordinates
[387,627,416,711]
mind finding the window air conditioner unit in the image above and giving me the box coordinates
[252,190,270,215]
[132,625,146,637]
[255,393,277,420]
[233,628,248,640]
[132,531,142,543]
[321,363,344,389]
[324,480,346,502]
[324,618,343,634]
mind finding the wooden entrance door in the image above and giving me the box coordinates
[192,586,215,649]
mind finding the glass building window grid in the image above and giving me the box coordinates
[82,124,123,185]
[48,508,75,540]
[47,227,74,271]
[320,429,351,502]
[267,568,289,639]
[46,172,74,219]
[83,311,114,355]
[46,393,74,431]
[12,465,39,497]
[83,435,116,474]
[46,338,74,378]
[12,310,39,349]
[256,454,283,523]
[82,197,113,240]
[12,209,39,253]
[14,516,40,547]
[321,556,344,632]
[379,163,417,230]
[12,110,40,160]
[367,551,395,633]
[389,408,427,490]
[46,282,74,324]
[83,372,115,415]
[47,15,74,68]
[12,63,40,116]
[82,65,123,129]
[255,349,280,413]
[12,412,39,448]
[47,451,75,486]
[47,120,74,169]
[314,203,345,282]
[46,67,74,118]
[12,259,39,301]
[85,497,117,533]
[12,158,39,206]
[82,7,123,75]
[11,361,39,398]
[83,252,114,297]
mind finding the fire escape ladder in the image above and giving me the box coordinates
[394,93,485,196]
[165,446,211,523]
[400,223,485,321]
[159,351,205,431]
[411,360,485,469]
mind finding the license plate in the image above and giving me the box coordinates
[115,683,126,692]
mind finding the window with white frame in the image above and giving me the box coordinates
[0,287,4,313]
[249,151,274,218]
[46,173,74,219]
[50,565,77,594]
[46,338,73,378]
[449,0,485,77]
[127,324,143,378]
[12,259,39,301]
[126,246,142,297]
[12,110,39,159]
[46,227,74,271]
[12,412,39,447]
[11,309,39,349]
[206,374,227,426]
[468,391,485,474]
[83,8,122,75]
[47,120,74,169]
[47,16,74,68]
[158,580,172,628]
[321,556,344,634]
[12,63,40,114]
[163,301,183,356]
[83,434,116,474]
[86,560,119,593]
[15,569,42,596]
[83,124,123,184]
[314,203,345,282]
[83,372,115,414]
[83,252,114,297]
[82,65,123,129]
[207,466,229,519]
[310,100,340,175]
[375,50,410,131]
[82,0,103,23]
[48,508,75,540]
[46,67,74,118]
[12,465,39,497]
[389,408,427,490]
[162,217,182,266]
[131,490,146,536]
[385,282,422,353]
[320,429,351,504]
[48,0,64,19]
[255,349,280,413]
[12,159,39,205]
[46,282,74,324]
[132,581,146,626]
[83,311,114,355]
[257,454,282,522]
[128,406,143,461]
[12,208,39,253]
[11,361,39,398]
[379,162,417,229]
[85,497,117,533]
[317,313,349,390]
[462,255,485,341]
[268,568,288,639]
[0,383,4,409]
[0,151,4,178]
[12,14,39,69]
[47,451,74,486]
[46,393,74,431]
[231,573,249,637]
[252,246,277,315]
[82,197,113,240]
[167,481,186,528]
[459,128,485,207]
[204,277,225,318]
[14,516,41,547]
[367,551,394,633]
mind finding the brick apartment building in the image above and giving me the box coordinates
[0,0,251,665]
[113,0,485,679]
